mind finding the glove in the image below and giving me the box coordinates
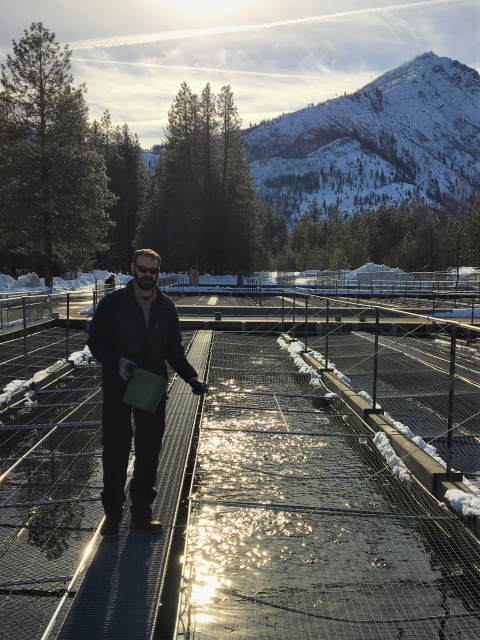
[119,357,138,381]
[189,377,209,395]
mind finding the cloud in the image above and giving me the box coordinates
[67,0,470,50]
[71,57,320,79]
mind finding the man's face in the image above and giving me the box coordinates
[131,256,160,292]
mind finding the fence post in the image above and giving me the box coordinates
[418,280,422,306]
[432,291,436,318]
[23,298,28,379]
[305,295,308,350]
[281,291,284,331]
[372,307,379,410]
[357,279,360,303]
[292,292,296,340]
[325,298,330,368]
[66,293,70,359]
[447,328,457,477]
[471,295,475,326]
[0,299,2,330]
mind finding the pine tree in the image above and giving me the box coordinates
[0,23,113,284]
[91,113,148,271]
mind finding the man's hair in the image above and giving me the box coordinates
[132,249,161,266]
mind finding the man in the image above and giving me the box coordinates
[88,249,208,537]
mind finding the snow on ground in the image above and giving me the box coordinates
[251,138,427,220]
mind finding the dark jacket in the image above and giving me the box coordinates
[87,281,197,389]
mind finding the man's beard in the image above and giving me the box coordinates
[134,271,158,292]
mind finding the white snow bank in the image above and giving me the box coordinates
[373,432,411,483]
[433,338,478,357]
[0,346,92,407]
[358,390,382,410]
[444,489,480,517]
[433,309,480,318]
[67,345,92,367]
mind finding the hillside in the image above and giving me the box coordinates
[244,53,480,220]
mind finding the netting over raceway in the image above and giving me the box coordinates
[178,332,480,640]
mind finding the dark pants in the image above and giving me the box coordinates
[101,384,166,521]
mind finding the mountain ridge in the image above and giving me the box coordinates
[244,52,480,220]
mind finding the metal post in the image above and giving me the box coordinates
[418,279,422,305]
[432,291,436,318]
[23,298,28,379]
[305,296,308,350]
[292,292,296,339]
[281,291,284,330]
[471,295,475,326]
[66,293,70,359]
[325,298,329,368]
[0,300,2,330]
[357,279,360,303]
[447,328,457,477]
[372,307,379,410]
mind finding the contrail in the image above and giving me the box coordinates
[71,57,321,80]
[67,0,467,50]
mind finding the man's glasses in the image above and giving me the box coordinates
[136,266,160,275]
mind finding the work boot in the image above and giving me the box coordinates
[130,518,163,534]
[100,517,120,537]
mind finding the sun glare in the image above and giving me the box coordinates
[172,0,252,17]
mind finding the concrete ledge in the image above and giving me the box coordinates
[321,371,352,397]
[343,390,384,420]
[1,361,74,411]
[302,352,329,372]
[0,318,55,343]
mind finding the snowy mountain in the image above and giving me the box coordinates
[244,53,480,220]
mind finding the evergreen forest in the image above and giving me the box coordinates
[0,23,479,284]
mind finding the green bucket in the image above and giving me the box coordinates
[123,367,168,413]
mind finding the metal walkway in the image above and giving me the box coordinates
[56,330,211,640]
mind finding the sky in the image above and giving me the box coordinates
[1,0,479,149]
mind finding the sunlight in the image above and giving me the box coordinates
[171,0,252,16]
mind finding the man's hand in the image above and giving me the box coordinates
[119,357,138,381]
[189,377,209,395]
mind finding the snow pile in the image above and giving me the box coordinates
[358,390,382,410]
[373,432,411,484]
[276,337,322,388]
[450,267,479,276]
[0,272,47,293]
[433,339,479,357]
[199,274,237,285]
[351,263,412,285]
[67,345,92,367]
[80,305,95,316]
[0,379,32,406]
[0,347,93,408]
[444,489,480,518]
[433,309,480,319]
[0,274,15,289]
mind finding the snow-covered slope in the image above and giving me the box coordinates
[244,53,480,219]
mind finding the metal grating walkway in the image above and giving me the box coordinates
[56,330,212,640]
